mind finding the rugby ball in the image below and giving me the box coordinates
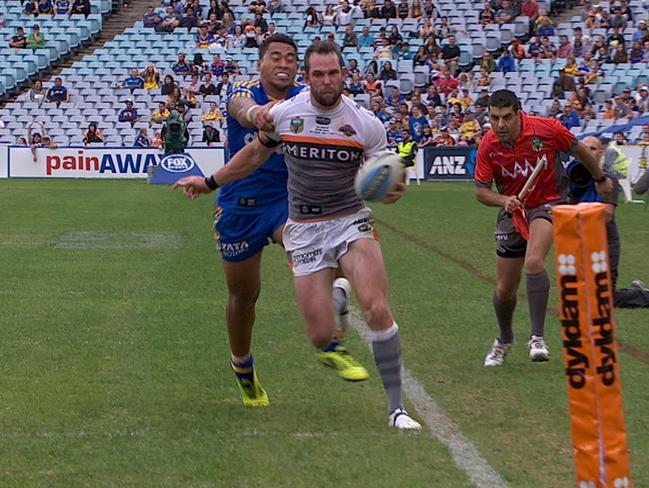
[354,151,405,201]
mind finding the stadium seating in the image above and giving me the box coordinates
[1,0,649,146]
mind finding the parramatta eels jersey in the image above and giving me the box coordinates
[269,90,387,221]
[218,78,304,213]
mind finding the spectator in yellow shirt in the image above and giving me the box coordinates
[459,111,480,143]
[201,101,224,125]
[459,88,474,109]
[151,102,170,124]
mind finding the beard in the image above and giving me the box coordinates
[311,82,343,108]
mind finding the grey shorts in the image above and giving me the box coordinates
[495,203,555,258]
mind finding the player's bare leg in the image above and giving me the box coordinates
[485,256,523,366]
[294,269,369,381]
[340,238,421,429]
[524,218,553,362]
[223,252,269,406]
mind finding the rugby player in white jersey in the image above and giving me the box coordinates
[176,41,420,429]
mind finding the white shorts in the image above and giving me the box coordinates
[283,207,377,276]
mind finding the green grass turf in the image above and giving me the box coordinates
[1,180,647,487]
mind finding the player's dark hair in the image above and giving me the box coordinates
[488,89,521,112]
[259,33,298,61]
[304,41,344,74]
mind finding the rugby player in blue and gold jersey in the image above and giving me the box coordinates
[213,34,368,407]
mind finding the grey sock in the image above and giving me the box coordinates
[372,330,403,413]
[493,291,516,344]
[527,270,550,337]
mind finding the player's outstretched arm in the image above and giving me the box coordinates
[173,135,277,199]
[228,96,275,132]
[573,141,613,196]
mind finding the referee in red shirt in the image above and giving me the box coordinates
[474,89,613,367]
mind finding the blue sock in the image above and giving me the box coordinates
[231,354,254,382]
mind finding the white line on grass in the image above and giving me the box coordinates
[350,310,509,488]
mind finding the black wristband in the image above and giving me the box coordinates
[205,174,219,191]
[593,174,607,183]
[257,132,281,148]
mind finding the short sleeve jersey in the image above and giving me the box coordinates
[475,112,576,208]
[269,90,387,220]
[217,78,305,213]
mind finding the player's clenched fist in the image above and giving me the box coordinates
[173,176,210,199]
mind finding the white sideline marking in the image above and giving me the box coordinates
[51,231,183,249]
[350,311,508,488]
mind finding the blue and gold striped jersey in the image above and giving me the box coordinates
[218,78,304,213]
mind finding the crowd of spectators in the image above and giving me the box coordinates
[9,0,649,149]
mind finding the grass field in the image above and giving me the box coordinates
[1,179,648,487]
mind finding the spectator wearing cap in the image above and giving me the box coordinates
[9,27,28,49]
[26,24,45,49]
[123,68,144,91]
[83,122,104,145]
[385,118,402,146]
[119,99,139,126]
[433,126,455,146]
[559,103,580,130]
[224,56,240,76]
[202,123,221,146]
[68,0,90,17]
[45,77,69,105]
[172,53,193,77]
